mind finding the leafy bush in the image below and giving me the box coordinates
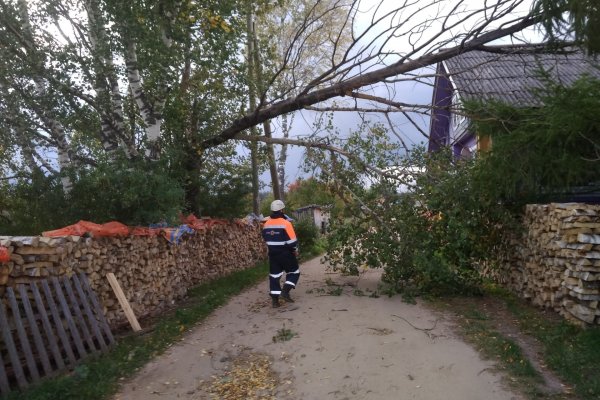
[285,177,337,210]
[68,158,185,226]
[165,145,253,218]
[0,171,69,235]
[324,147,516,297]
[0,158,186,235]
[294,217,319,253]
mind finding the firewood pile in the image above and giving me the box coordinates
[499,203,600,326]
[0,221,267,327]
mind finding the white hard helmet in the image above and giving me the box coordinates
[270,199,285,212]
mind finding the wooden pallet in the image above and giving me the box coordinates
[0,273,114,395]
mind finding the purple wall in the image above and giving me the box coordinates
[453,135,477,158]
[428,63,452,152]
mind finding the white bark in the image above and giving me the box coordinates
[125,42,165,159]
[17,0,73,193]
[84,0,133,159]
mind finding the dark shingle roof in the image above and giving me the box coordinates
[444,45,600,106]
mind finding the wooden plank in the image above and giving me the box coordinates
[18,285,53,377]
[0,302,27,389]
[79,273,114,345]
[61,276,97,353]
[50,277,87,359]
[6,287,40,383]
[30,282,65,370]
[72,274,107,351]
[40,280,77,366]
[0,343,12,396]
[106,273,142,332]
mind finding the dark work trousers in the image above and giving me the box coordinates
[268,251,300,297]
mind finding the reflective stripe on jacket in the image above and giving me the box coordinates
[262,216,298,254]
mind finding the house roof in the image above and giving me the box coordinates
[294,204,330,212]
[444,44,600,106]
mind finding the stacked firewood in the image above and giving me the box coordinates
[499,203,600,326]
[0,221,267,326]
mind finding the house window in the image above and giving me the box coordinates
[451,91,465,131]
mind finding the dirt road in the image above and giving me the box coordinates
[114,257,521,400]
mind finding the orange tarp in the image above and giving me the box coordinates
[41,215,237,239]
[43,220,130,237]
[180,214,228,230]
[0,246,9,263]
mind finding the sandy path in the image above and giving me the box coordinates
[114,257,521,400]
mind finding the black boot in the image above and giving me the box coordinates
[271,297,280,308]
[281,284,295,303]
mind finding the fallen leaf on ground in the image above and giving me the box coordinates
[200,352,280,400]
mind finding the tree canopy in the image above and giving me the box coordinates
[0,0,596,234]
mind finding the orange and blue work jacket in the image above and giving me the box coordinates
[262,213,298,256]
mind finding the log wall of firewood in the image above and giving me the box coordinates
[496,203,600,326]
[0,221,267,327]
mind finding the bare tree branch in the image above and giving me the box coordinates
[200,14,537,150]
[235,133,395,178]
[348,91,431,111]
[304,106,430,115]
[384,113,410,152]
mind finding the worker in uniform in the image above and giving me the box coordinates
[262,200,300,308]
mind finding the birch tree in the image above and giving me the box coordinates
[0,0,76,192]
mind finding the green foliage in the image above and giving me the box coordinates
[324,147,516,297]
[0,0,250,230]
[321,76,600,300]
[193,171,252,218]
[500,293,600,399]
[0,158,185,235]
[443,290,600,399]
[169,146,253,218]
[70,158,185,226]
[272,325,296,343]
[459,310,540,379]
[0,171,68,236]
[467,75,600,206]
[0,147,257,234]
[327,286,343,296]
[285,177,337,209]
[294,217,319,251]
[259,192,275,217]
[535,0,600,55]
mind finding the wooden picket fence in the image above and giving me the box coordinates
[0,273,114,395]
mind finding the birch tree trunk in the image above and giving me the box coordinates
[16,0,73,194]
[124,41,164,160]
[84,0,127,159]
